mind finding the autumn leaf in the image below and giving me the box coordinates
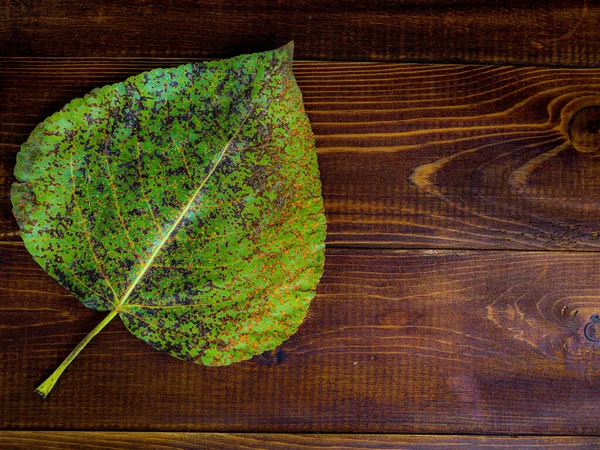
[11,42,326,398]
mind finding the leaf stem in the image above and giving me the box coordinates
[35,309,119,399]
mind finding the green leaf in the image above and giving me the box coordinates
[11,42,326,398]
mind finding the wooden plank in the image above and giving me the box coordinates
[2,243,600,433]
[2,1,600,67]
[3,59,600,249]
[1,432,599,449]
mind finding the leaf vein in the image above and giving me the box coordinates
[68,141,119,302]
[115,65,289,310]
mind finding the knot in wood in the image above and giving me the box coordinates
[569,106,600,153]
[584,314,600,342]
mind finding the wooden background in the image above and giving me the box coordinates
[3,0,600,448]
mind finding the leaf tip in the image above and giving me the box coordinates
[280,41,294,61]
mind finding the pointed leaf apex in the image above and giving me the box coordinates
[280,41,294,61]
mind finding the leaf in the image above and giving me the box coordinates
[11,42,326,398]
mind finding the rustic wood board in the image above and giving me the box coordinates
[4,4,600,441]
[3,60,600,249]
[2,0,600,67]
[2,243,600,433]
[1,432,599,449]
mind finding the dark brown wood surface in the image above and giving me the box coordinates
[3,0,600,67]
[2,243,600,433]
[3,60,600,249]
[4,0,600,445]
[1,432,599,449]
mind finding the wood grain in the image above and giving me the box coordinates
[2,243,600,433]
[4,0,600,440]
[3,0,600,67]
[4,59,600,249]
[1,432,599,449]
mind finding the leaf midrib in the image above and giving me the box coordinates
[113,58,290,312]
[115,110,253,312]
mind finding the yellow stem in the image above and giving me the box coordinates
[35,309,119,399]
